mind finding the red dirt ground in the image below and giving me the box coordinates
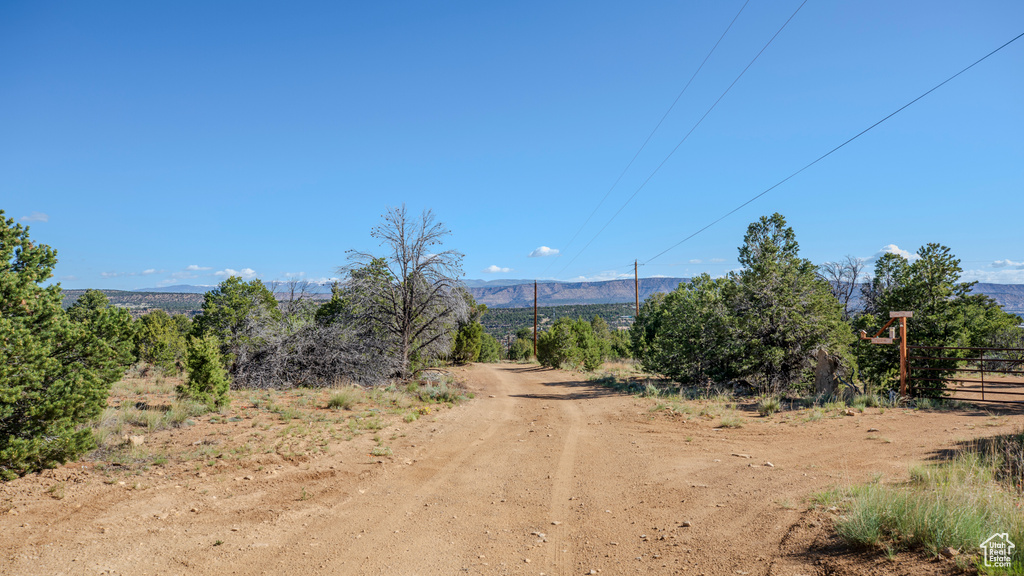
[2,363,1021,576]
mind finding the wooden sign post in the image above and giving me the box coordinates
[859,311,913,397]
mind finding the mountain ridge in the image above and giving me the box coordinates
[72,279,1024,316]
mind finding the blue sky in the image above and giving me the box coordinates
[3,1,1022,290]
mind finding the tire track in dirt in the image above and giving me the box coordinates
[540,379,582,576]
[244,363,522,574]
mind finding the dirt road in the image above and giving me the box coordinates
[2,363,1019,575]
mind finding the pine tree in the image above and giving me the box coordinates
[179,335,230,410]
[1,211,126,480]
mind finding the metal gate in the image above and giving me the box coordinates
[908,345,1024,404]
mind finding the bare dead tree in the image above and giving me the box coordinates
[341,205,468,379]
[818,255,865,320]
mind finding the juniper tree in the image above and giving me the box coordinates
[730,213,853,394]
[452,294,486,364]
[638,274,739,386]
[135,309,189,373]
[192,276,280,369]
[538,317,603,371]
[478,332,501,363]
[0,211,127,479]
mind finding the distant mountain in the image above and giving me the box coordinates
[134,284,215,294]
[468,277,689,308]
[135,282,335,295]
[92,280,1022,317]
[460,278,562,288]
[973,283,1024,315]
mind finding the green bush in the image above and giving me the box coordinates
[630,214,854,395]
[853,244,1020,395]
[478,332,501,363]
[507,335,534,361]
[537,317,604,371]
[135,310,189,374]
[179,335,231,410]
[451,321,483,364]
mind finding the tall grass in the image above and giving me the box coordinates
[757,396,781,417]
[416,384,462,403]
[823,428,1024,573]
[327,388,363,410]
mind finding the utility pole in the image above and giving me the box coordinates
[533,280,538,359]
[634,260,639,317]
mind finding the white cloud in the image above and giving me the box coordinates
[482,265,512,274]
[100,271,121,278]
[284,271,306,278]
[141,268,163,275]
[963,268,1024,283]
[566,270,631,282]
[528,246,559,258]
[992,259,1024,269]
[20,211,49,223]
[709,258,726,263]
[688,259,702,264]
[308,276,342,285]
[874,244,920,260]
[215,267,257,279]
[186,264,212,271]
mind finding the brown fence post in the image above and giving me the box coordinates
[899,316,908,397]
[860,311,913,397]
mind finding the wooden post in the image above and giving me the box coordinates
[533,280,538,359]
[899,316,908,398]
[634,260,639,318]
[862,311,912,397]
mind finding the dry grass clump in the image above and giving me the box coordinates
[818,427,1024,573]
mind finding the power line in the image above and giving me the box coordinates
[641,30,1024,266]
[555,0,809,278]
[541,0,751,277]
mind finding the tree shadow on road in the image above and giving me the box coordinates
[500,366,641,401]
